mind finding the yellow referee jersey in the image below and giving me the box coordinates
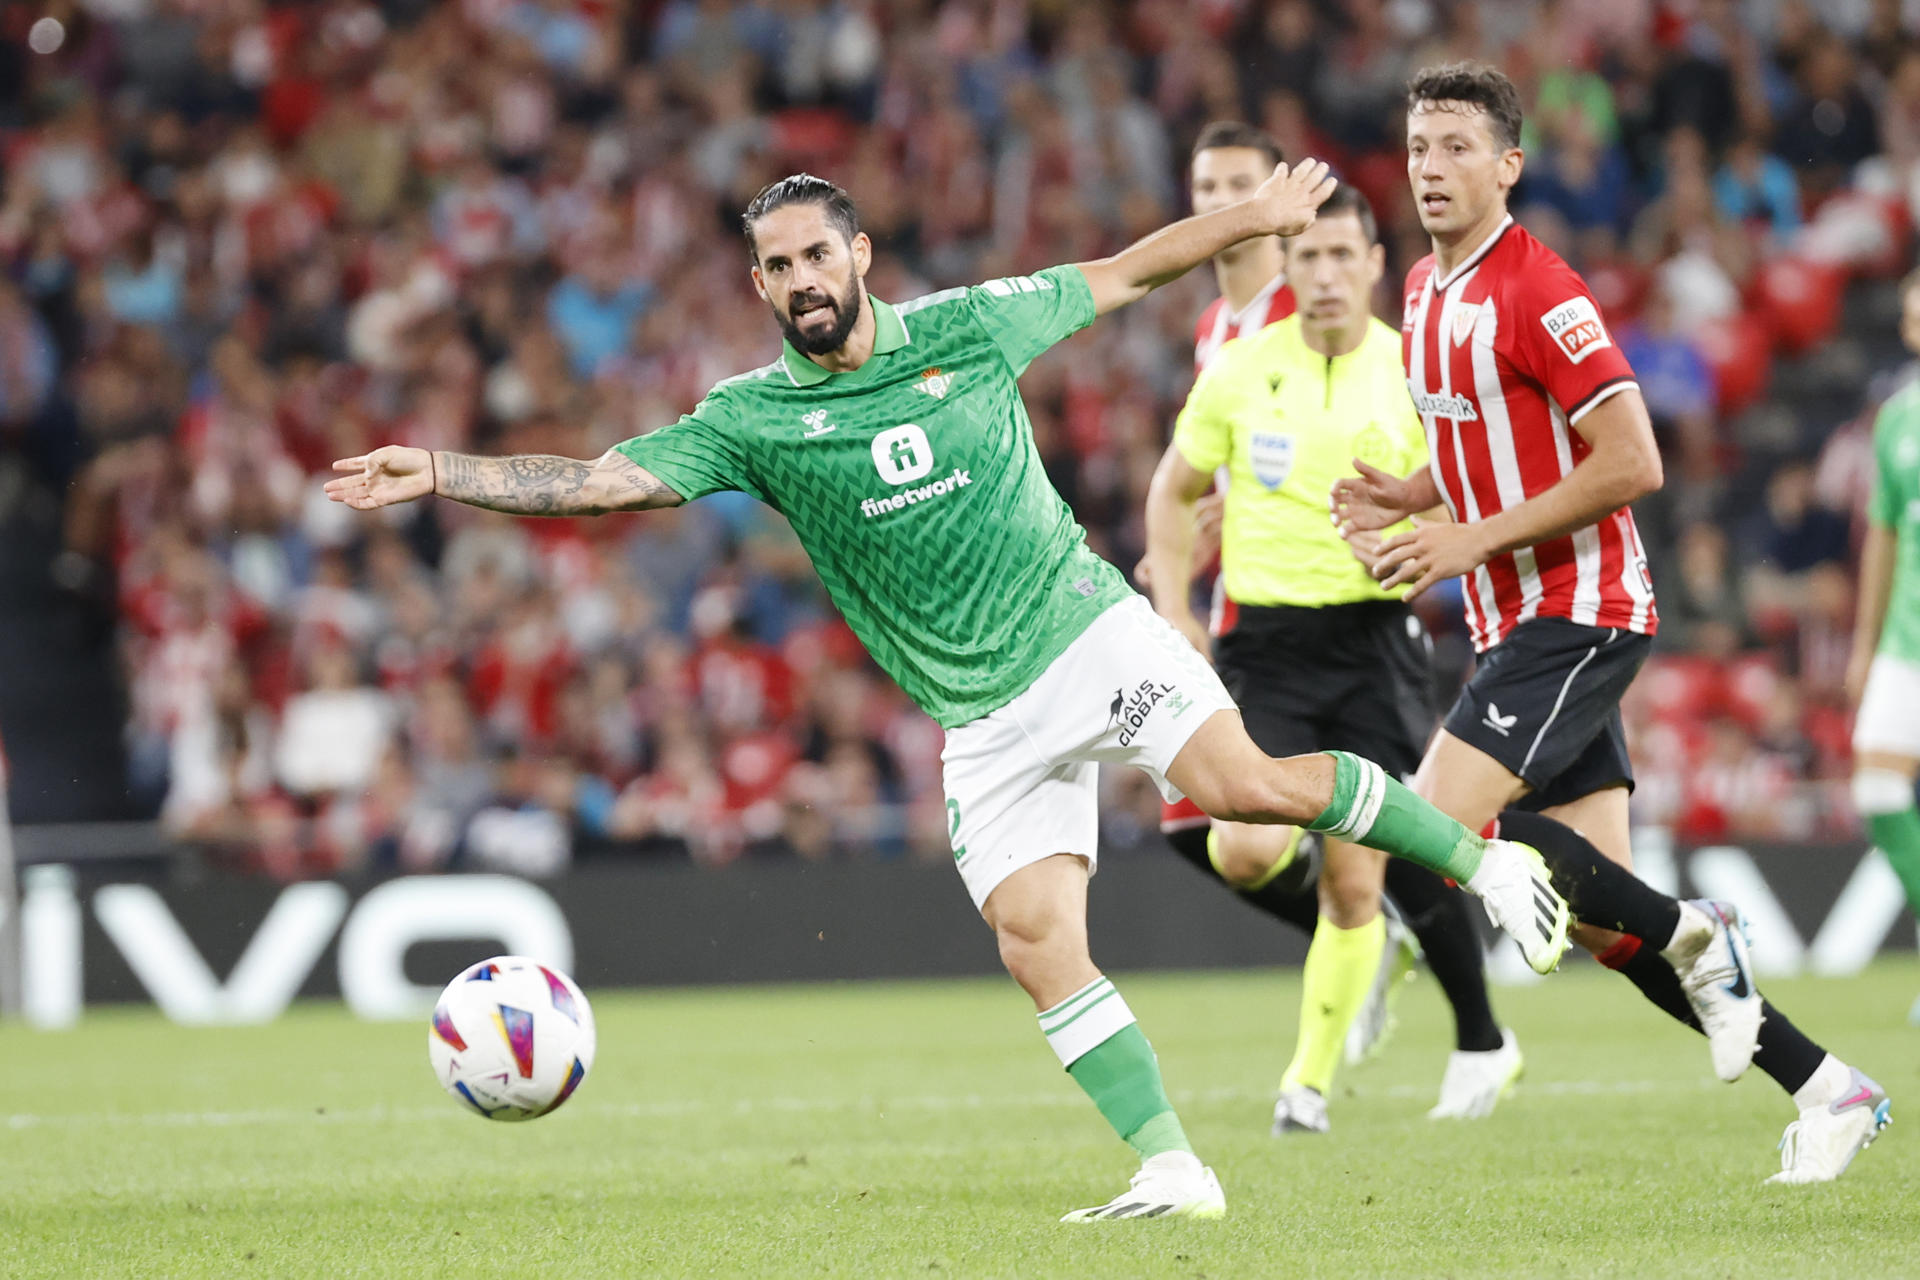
[1173,314,1426,608]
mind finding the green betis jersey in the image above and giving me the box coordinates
[613,265,1131,728]
[1869,380,1920,663]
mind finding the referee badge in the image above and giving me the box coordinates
[1250,432,1294,491]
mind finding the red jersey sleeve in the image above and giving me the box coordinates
[1504,256,1637,425]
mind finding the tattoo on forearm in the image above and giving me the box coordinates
[433,452,679,515]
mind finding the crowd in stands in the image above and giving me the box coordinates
[1,0,1916,876]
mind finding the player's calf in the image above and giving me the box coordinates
[982,854,1220,1220]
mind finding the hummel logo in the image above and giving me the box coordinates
[802,409,836,438]
[1482,702,1518,737]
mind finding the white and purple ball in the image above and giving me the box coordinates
[427,956,596,1121]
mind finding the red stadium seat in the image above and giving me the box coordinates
[1756,256,1845,355]
[1697,311,1772,415]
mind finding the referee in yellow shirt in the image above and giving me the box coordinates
[1143,185,1514,1133]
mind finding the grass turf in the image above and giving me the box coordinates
[2,960,1917,1279]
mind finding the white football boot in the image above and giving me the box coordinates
[1428,1028,1524,1120]
[1059,1150,1227,1222]
[1464,839,1571,975]
[1346,916,1420,1066]
[1271,1085,1330,1136]
[1662,899,1763,1082]
[1767,1067,1892,1185]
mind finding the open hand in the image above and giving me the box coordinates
[325,446,435,510]
[1252,159,1337,239]
[1331,459,1418,536]
[1372,520,1494,600]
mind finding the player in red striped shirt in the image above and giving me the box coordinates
[1150,123,1516,1117]
[1333,62,1886,1181]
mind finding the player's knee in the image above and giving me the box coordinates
[1210,832,1273,888]
[1852,767,1915,817]
[1319,855,1383,924]
[990,902,1084,983]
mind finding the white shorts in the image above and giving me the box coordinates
[942,595,1237,911]
[1855,653,1920,757]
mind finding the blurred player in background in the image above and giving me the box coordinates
[1334,61,1889,1182]
[1847,267,1920,1027]
[329,164,1583,1220]
[1144,177,1514,1131]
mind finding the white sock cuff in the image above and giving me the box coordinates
[1791,1054,1850,1111]
[1852,769,1914,817]
[1320,753,1387,841]
[1662,900,1714,954]
[1037,976,1136,1068]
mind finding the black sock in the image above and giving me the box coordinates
[1383,859,1504,1052]
[1163,823,1321,935]
[1491,809,1682,946]
[1607,940,1824,1097]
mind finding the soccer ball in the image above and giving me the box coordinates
[427,956,597,1121]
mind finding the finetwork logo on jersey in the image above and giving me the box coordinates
[860,423,972,518]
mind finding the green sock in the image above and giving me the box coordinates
[1281,913,1385,1096]
[1308,751,1484,882]
[1868,807,1920,913]
[1041,980,1191,1159]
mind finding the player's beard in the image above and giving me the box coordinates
[778,273,863,356]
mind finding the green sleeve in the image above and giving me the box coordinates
[965,264,1097,376]
[612,390,762,503]
[1870,400,1900,529]
[1171,360,1232,473]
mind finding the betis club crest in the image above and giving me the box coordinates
[916,368,954,399]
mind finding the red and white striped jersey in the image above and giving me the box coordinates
[1193,271,1295,371]
[1402,217,1657,652]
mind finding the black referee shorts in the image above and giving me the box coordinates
[1441,618,1653,811]
[1214,599,1436,779]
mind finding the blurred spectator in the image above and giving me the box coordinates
[1774,32,1881,196]
[2,0,1918,874]
[1713,130,1802,243]
[274,641,394,796]
[546,233,653,378]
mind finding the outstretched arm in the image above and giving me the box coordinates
[1075,159,1337,316]
[325,445,684,516]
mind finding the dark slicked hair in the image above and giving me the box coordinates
[1191,120,1284,170]
[742,174,861,262]
[1407,62,1524,152]
[1305,184,1378,246]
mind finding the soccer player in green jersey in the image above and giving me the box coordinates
[329,164,1577,1221]
[1849,268,1920,1026]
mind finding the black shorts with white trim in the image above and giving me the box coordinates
[1214,599,1436,779]
[1441,617,1653,811]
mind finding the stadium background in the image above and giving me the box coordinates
[0,0,1914,924]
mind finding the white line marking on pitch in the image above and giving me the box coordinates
[0,1077,1719,1131]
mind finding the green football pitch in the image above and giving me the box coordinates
[4,961,1917,1279]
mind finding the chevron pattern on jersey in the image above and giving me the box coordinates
[619,270,1130,726]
